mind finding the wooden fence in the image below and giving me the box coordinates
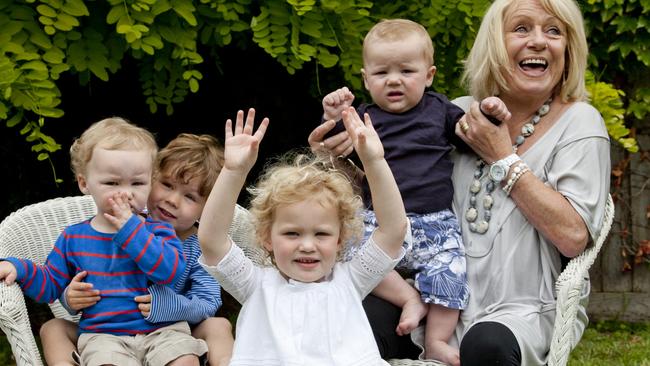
[589,135,650,322]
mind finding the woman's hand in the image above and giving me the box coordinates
[456,100,513,163]
[308,120,354,157]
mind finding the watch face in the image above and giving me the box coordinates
[489,163,507,182]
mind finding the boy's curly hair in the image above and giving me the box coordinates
[156,133,224,198]
[248,150,364,259]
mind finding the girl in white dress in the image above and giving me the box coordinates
[198,107,409,366]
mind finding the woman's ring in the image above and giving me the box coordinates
[319,142,326,149]
[460,121,470,133]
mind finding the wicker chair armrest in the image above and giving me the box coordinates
[548,194,614,366]
[388,358,446,365]
[0,282,43,366]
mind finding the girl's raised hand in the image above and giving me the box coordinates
[341,107,383,163]
[223,108,269,173]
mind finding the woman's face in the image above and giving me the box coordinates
[502,0,567,99]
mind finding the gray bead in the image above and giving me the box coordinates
[484,210,491,220]
[538,103,550,116]
[470,179,482,193]
[475,220,489,234]
[515,135,525,146]
[486,181,496,192]
[470,196,477,206]
[531,115,541,124]
[483,195,493,209]
[465,207,478,222]
[474,169,482,178]
[521,123,535,137]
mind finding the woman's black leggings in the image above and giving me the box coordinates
[363,294,521,365]
[362,294,422,359]
[459,321,521,366]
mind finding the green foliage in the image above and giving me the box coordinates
[584,0,650,129]
[586,71,638,152]
[0,0,643,162]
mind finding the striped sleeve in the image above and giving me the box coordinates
[146,237,221,325]
[112,216,185,287]
[5,231,72,303]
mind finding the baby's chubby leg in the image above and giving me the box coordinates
[425,305,460,366]
[372,270,427,335]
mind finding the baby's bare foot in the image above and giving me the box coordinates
[395,298,428,335]
[426,341,460,366]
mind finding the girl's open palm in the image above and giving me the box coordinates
[224,108,269,173]
[341,107,383,162]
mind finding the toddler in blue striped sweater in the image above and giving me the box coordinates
[38,133,236,365]
[0,118,209,365]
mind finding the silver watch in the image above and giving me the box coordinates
[488,154,521,183]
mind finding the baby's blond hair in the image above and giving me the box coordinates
[156,133,224,198]
[363,19,434,67]
[69,117,157,179]
[248,151,364,260]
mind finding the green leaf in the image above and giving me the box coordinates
[106,6,125,24]
[36,5,58,18]
[6,113,23,128]
[37,152,49,161]
[189,77,199,92]
[61,0,89,16]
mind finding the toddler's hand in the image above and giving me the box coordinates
[104,192,135,230]
[480,96,511,124]
[66,271,100,311]
[322,87,355,122]
[223,108,269,174]
[0,261,18,285]
[341,107,383,163]
[134,292,152,318]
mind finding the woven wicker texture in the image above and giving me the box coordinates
[547,194,614,366]
[0,195,614,366]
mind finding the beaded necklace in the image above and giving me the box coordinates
[464,98,552,234]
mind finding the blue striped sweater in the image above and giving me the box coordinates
[5,215,185,335]
[145,234,222,325]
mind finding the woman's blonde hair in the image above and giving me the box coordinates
[69,117,157,178]
[462,0,588,102]
[156,133,224,198]
[363,18,434,67]
[248,151,364,260]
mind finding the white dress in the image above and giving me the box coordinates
[200,236,405,366]
[449,97,611,365]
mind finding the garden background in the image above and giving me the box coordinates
[1,0,649,364]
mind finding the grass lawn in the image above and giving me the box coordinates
[568,321,650,366]
[0,320,648,365]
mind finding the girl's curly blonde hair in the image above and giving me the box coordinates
[248,151,364,260]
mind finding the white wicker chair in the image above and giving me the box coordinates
[0,195,613,366]
[547,194,614,366]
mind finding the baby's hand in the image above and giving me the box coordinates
[322,87,355,122]
[65,271,100,311]
[104,192,135,230]
[134,292,152,318]
[223,108,269,174]
[480,96,511,124]
[0,261,18,285]
[341,107,383,163]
